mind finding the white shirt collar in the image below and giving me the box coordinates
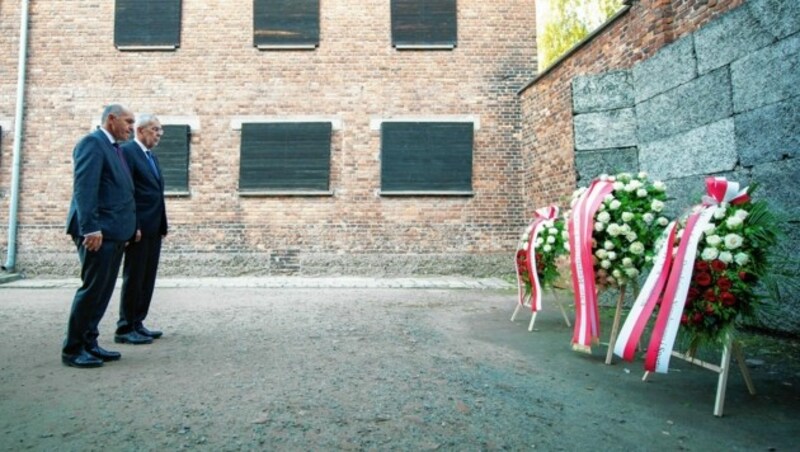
[99,127,116,145]
[133,138,150,154]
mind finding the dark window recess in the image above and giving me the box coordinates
[157,125,191,193]
[381,122,473,192]
[240,122,332,192]
[115,0,182,49]
[391,0,457,48]
[254,0,320,48]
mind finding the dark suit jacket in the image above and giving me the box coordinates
[122,140,168,237]
[66,129,136,242]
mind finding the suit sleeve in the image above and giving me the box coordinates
[72,136,103,236]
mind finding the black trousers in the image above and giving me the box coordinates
[117,235,162,334]
[63,237,126,355]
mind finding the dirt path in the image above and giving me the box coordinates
[1,284,798,450]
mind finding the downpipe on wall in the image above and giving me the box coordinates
[3,0,30,273]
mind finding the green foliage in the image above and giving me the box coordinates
[538,0,625,70]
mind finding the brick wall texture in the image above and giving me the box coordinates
[0,1,537,276]
[519,0,745,212]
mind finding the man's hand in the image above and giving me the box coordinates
[82,233,103,252]
[135,229,142,242]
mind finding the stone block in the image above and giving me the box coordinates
[633,36,696,103]
[751,157,800,218]
[748,0,800,40]
[732,33,800,113]
[574,147,638,187]
[640,118,737,181]
[573,108,637,151]
[661,170,749,218]
[694,4,774,75]
[735,94,800,166]
[572,70,634,113]
[636,68,732,143]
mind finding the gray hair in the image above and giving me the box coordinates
[100,104,128,123]
[135,114,160,129]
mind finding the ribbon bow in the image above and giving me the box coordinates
[702,177,750,206]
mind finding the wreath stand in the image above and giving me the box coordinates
[603,284,640,365]
[641,334,756,417]
[510,289,571,332]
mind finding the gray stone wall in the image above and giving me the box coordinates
[571,0,800,334]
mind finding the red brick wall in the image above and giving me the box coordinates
[0,1,537,276]
[519,0,745,212]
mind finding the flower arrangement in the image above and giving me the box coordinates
[675,196,778,346]
[516,215,568,296]
[569,172,670,289]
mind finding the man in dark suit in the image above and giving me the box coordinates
[63,104,136,368]
[116,114,168,344]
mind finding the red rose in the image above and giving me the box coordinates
[721,292,736,306]
[695,261,710,272]
[705,303,715,314]
[692,312,704,324]
[703,288,717,302]
[717,277,732,291]
[687,287,701,301]
[680,314,688,325]
[711,259,727,272]
[694,272,712,287]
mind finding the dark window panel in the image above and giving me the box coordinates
[115,0,182,49]
[240,122,331,191]
[254,0,320,48]
[391,0,457,47]
[157,125,190,193]
[381,122,473,192]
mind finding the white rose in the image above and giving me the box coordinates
[613,182,625,191]
[601,260,612,269]
[626,232,638,242]
[595,249,608,259]
[564,243,571,252]
[612,269,622,278]
[630,242,645,255]
[702,223,716,234]
[701,247,719,260]
[725,216,743,229]
[562,230,569,240]
[621,212,634,222]
[645,255,653,262]
[724,233,744,250]
[595,222,605,232]
[718,251,733,264]
[535,237,544,247]
[643,213,654,224]
[714,206,727,220]
[609,200,622,210]
[650,200,664,212]
[620,224,631,234]
[597,211,611,224]
[636,188,648,198]
[638,171,648,179]
[625,268,639,278]
[657,217,669,226]
[618,173,632,183]
[543,220,554,229]
[607,223,622,237]
[735,209,749,221]
[598,174,610,181]
[547,236,556,244]
[604,194,614,203]
[604,240,615,250]
[522,242,529,251]
[607,251,617,261]
[548,227,558,235]
[734,252,749,266]
[706,234,722,247]
[543,244,552,252]
[624,183,636,192]
[653,181,666,192]
[622,257,633,268]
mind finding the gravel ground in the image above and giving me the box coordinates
[0,281,798,451]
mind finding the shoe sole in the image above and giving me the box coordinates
[62,359,103,369]
[114,337,153,345]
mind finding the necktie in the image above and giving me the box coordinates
[113,143,130,174]
[145,150,160,179]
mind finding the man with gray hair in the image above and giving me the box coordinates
[115,114,169,345]
[64,104,136,368]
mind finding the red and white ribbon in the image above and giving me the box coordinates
[615,177,749,372]
[515,205,560,312]
[568,180,615,351]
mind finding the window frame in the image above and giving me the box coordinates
[157,124,192,196]
[237,120,334,196]
[378,118,476,196]
[114,0,182,51]
[391,0,458,50]
[253,0,321,50]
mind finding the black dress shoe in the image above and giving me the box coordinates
[86,345,121,362]
[136,325,163,339]
[62,350,103,368]
[114,330,154,345]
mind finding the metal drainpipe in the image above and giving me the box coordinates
[3,0,30,273]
